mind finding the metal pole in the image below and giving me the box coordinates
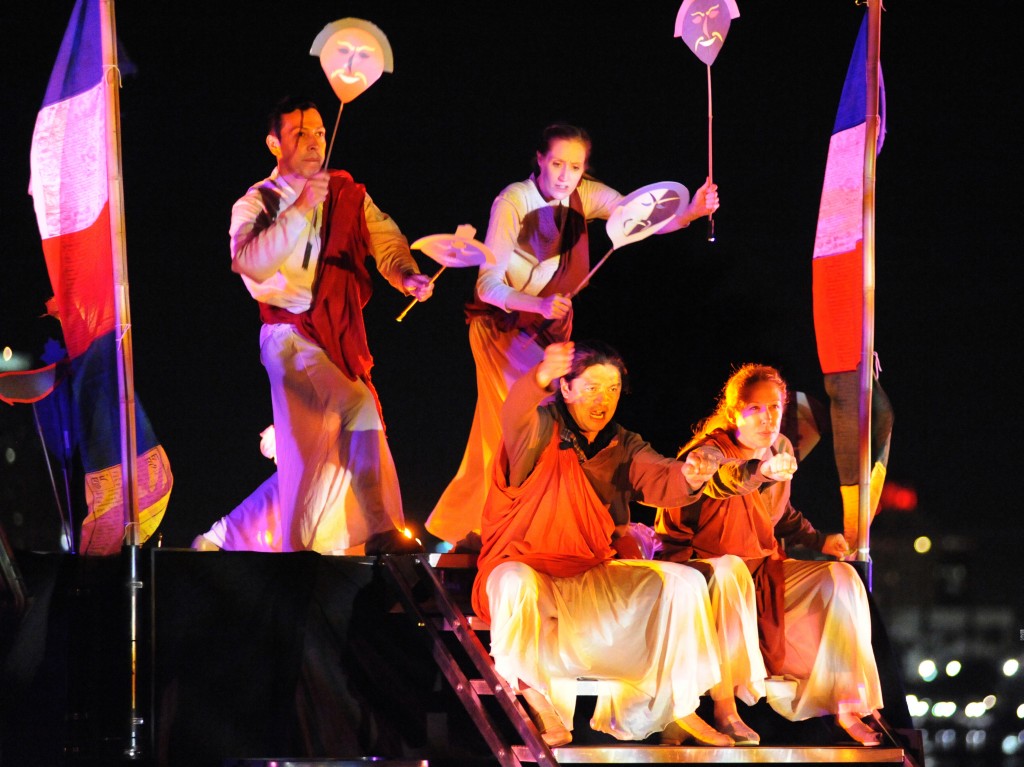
[856,0,883,586]
[99,0,144,757]
[30,403,75,552]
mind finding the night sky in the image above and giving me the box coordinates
[0,2,1016,556]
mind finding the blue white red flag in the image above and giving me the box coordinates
[23,0,171,554]
[812,13,886,374]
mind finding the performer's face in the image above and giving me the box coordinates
[268,109,326,179]
[320,27,386,103]
[732,381,784,452]
[560,364,622,439]
[535,139,587,202]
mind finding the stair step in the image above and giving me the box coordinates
[515,743,907,763]
[471,678,600,696]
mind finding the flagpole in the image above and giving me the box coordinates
[856,0,882,579]
[31,403,76,552]
[99,0,145,758]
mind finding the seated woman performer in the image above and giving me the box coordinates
[472,340,735,748]
[425,123,718,549]
[655,363,884,746]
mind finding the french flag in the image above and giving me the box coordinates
[25,0,171,555]
[812,13,886,375]
[30,0,115,361]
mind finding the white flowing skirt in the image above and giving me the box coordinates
[486,558,721,741]
[694,555,768,707]
[765,559,883,720]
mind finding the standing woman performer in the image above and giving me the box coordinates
[655,363,884,746]
[426,123,719,548]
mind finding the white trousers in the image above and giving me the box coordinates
[256,323,405,552]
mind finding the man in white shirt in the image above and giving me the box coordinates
[222,96,432,555]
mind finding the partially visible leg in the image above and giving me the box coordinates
[697,555,765,745]
[768,559,883,742]
[194,472,282,551]
[836,711,882,746]
[262,324,407,553]
[521,685,572,747]
[486,561,572,746]
[575,560,728,743]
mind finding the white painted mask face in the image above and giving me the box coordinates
[319,27,386,103]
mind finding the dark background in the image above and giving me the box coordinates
[0,2,1016,567]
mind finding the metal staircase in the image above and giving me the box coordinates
[381,552,920,766]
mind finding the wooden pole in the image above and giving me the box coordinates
[706,64,716,242]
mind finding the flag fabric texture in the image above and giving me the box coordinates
[811,13,886,374]
[811,11,892,546]
[25,0,171,554]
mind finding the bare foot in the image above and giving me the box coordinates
[715,713,760,745]
[521,687,571,747]
[836,712,881,746]
[661,713,733,747]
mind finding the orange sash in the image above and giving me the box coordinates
[472,431,616,623]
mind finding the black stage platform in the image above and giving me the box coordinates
[0,549,923,767]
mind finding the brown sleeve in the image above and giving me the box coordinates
[500,365,556,488]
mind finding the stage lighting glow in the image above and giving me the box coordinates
[935,728,957,749]
[4,447,14,465]
[913,535,932,554]
[931,700,957,717]
[919,659,938,681]
[985,695,997,709]
[1017,703,1024,719]
[1004,659,1020,676]
[2,346,10,361]
[945,660,962,676]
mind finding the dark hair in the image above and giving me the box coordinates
[533,123,593,174]
[562,340,629,394]
[268,96,319,138]
[681,363,788,454]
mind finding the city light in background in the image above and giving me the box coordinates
[875,516,1024,765]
